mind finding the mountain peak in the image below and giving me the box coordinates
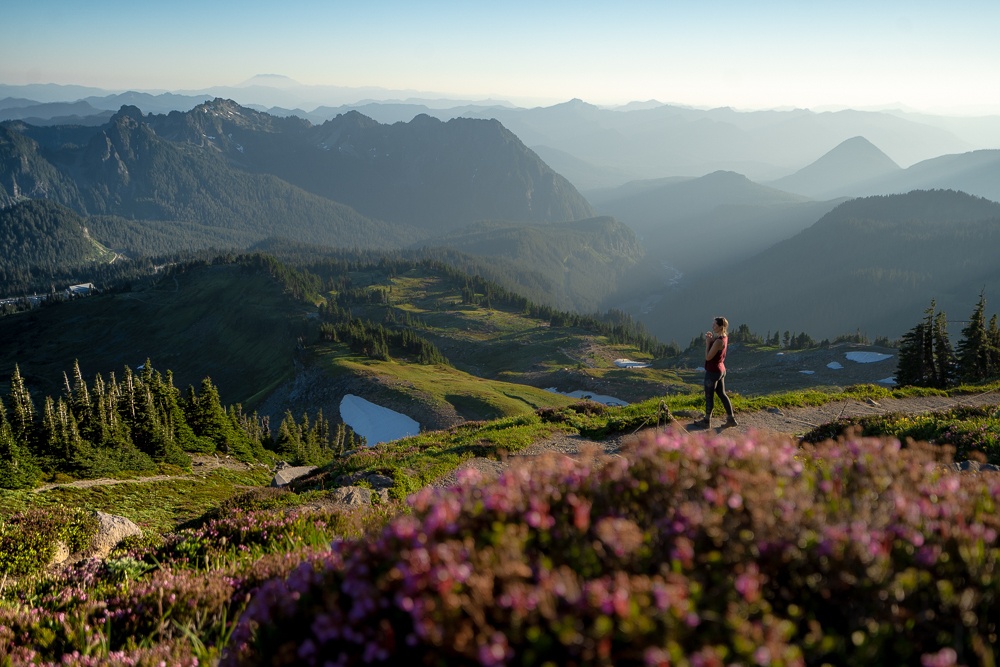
[237,74,302,89]
[769,135,901,198]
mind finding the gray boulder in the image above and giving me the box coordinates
[366,473,394,489]
[88,511,142,559]
[271,465,317,487]
[329,486,373,506]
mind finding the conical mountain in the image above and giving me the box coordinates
[769,136,901,198]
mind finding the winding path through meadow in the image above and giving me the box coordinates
[32,391,1000,493]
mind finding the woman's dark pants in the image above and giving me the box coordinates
[704,371,734,418]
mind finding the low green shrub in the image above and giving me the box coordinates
[802,404,1000,463]
[0,506,99,577]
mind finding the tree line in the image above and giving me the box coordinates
[0,360,361,490]
[896,292,1000,388]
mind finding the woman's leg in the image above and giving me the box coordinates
[715,372,735,417]
[703,372,720,417]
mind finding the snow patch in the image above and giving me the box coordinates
[799,370,815,375]
[878,377,896,385]
[339,394,420,446]
[614,358,650,368]
[827,362,843,370]
[846,351,893,364]
[546,388,628,407]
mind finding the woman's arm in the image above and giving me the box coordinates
[705,337,724,361]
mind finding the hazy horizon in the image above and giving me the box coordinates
[3,1,1000,115]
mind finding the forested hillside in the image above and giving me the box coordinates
[638,190,1000,342]
[2,108,412,251]
[0,200,114,289]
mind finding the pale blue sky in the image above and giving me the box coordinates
[3,0,999,113]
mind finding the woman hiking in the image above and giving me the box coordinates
[695,316,738,429]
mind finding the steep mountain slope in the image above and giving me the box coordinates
[767,136,901,198]
[595,170,842,274]
[637,190,1000,343]
[143,100,596,231]
[0,200,114,282]
[2,108,413,250]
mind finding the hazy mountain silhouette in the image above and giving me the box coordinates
[633,190,1000,343]
[767,136,901,198]
[594,170,842,275]
[847,150,1000,202]
[459,102,970,185]
[6,83,996,190]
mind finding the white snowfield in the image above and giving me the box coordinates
[339,394,420,446]
[614,358,650,368]
[845,351,894,363]
[546,388,628,407]
[787,349,896,384]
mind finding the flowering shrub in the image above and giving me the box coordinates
[0,506,99,576]
[0,500,396,664]
[803,404,1000,463]
[224,428,1000,666]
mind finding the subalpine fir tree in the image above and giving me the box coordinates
[932,310,956,388]
[897,300,955,388]
[0,399,40,490]
[956,292,998,383]
[6,364,35,446]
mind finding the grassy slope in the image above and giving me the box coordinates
[364,266,691,403]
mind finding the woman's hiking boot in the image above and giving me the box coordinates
[724,415,739,428]
[693,417,712,428]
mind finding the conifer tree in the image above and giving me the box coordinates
[0,399,40,490]
[896,300,955,388]
[6,365,35,446]
[956,292,997,382]
[932,309,956,388]
[186,378,232,454]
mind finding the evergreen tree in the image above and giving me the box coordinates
[990,314,1000,374]
[0,399,41,489]
[932,310,956,388]
[956,292,997,383]
[896,300,955,388]
[186,378,233,454]
[6,365,36,447]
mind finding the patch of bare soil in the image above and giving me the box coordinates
[701,390,1000,438]
[33,455,257,493]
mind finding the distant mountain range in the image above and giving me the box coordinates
[630,190,1000,343]
[4,83,1000,345]
[5,82,1000,190]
